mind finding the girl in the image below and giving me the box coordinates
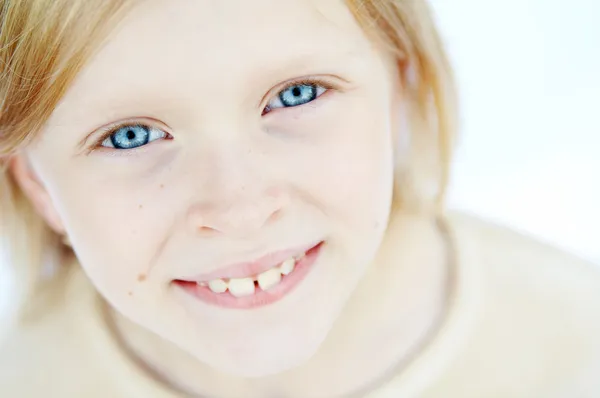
[1,0,599,397]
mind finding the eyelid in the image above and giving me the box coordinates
[81,118,171,154]
[259,75,340,112]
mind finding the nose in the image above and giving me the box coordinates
[186,188,288,237]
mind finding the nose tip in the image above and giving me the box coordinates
[187,191,286,237]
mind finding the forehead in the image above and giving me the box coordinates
[47,0,381,129]
[68,0,367,89]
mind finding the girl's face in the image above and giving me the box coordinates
[19,0,403,377]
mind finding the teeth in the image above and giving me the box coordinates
[207,279,228,293]
[279,258,296,275]
[257,268,282,291]
[228,277,255,297]
[200,253,302,296]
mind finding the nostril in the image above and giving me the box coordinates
[268,208,283,223]
[195,225,219,235]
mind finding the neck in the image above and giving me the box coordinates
[106,211,452,398]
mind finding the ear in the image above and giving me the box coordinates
[9,153,66,235]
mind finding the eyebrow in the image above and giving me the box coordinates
[251,48,363,98]
[260,48,366,82]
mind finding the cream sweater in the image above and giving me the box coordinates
[1,213,599,397]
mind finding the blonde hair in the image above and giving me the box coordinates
[0,0,457,316]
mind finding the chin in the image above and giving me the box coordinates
[202,342,322,378]
[177,312,341,379]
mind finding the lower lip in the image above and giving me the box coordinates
[174,242,324,309]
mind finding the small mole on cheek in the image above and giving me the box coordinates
[138,204,143,210]
[137,273,147,282]
[159,183,164,189]
[128,291,133,296]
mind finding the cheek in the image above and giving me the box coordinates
[52,175,175,297]
[297,100,395,238]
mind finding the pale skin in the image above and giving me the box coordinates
[11,0,449,397]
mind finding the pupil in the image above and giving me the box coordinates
[126,130,136,140]
[292,87,302,97]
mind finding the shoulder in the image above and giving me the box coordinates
[0,269,115,397]
[434,212,600,397]
[450,211,600,306]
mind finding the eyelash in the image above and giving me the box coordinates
[92,122,172,153]
[262,77,333,115]
[92,77,335,150]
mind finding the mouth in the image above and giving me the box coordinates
[173,241,324,309]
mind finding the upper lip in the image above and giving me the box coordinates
[180,241,321,282]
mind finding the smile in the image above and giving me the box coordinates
[174,241,324,309]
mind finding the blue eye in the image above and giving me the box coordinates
[266,82,327,112]
[101,124,167,150]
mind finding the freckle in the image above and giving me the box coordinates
[128,291,133,296]
[139,204,143,210]
[159,183,164,189]
[137,273,147,282]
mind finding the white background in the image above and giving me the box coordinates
[1,0,599,316]
[431,0,600,264]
